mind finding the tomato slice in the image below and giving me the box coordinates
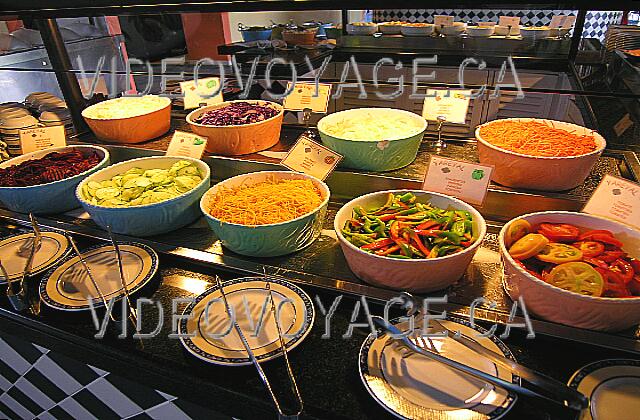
[578,230,614,240]
[547,262,604,297]
[632,259,640,275]
[536,243,583,264]
[595,267,630,298]
[578,231,623,247]
[583,256,610,270]
[599,250,627,263]
[575,241,605,258]
[610,259,635,283]
[509,234,549,260]
[505,219,531,248]
[537,223,580,242]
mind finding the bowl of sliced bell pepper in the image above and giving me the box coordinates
[500,211,640,332]
[334,190,486,292]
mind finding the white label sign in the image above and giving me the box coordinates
[283,82,332,113]
[423,156,493,206]
[499,16,521,27]
[583,174,640,229]
[19,125,66,154]
[423,89,471,125]
[549,15,577,29]
[281,135,342,181]
[165,130,208,159]
[180,77,223,110]
[434,15,455,26]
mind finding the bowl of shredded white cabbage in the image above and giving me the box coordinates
[82,95,171,144]
[317,108,427,171]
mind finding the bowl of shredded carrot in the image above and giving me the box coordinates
[200,171,330,257]
[475,118,606,191]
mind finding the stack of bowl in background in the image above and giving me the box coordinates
[0,92,72,157]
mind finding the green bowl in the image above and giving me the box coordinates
[317,108,427,172]
[200,171,330,257]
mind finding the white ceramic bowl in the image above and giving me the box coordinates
[200,171,330,257]
[494,25,520,36]
[500,211,640,332]
[475,118,606,191]
[466,26,495,37]
[378,23,403,35]
[401,24,435,37]
[0,145,110,214]
[437,22,467,36]
[346,23,378,36]
[520,27,551,39]
[76,156,210,236]
[335,190,487,292]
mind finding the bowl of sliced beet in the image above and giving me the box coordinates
[0,145,110,214]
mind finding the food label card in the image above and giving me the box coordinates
[434,15,454,26]
[422,89,471,125]
[283,82,332,113]
[550,15,577,29]
[423,156,493,206]
[180,77,223,109]
[281,135,342,180]
[19,125,66,154]
[499,16,520,27]
[165,130,208,159]
[583,174,640,229]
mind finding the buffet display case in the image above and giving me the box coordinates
[1,2,640,420]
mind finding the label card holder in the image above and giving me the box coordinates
[281,135,342,181]
[19,125,66,154]
[499,16,521,27]
[583,174,640,230]
[165,130,208,159]
[283,82,332,113]
[434,15,455,26]
[549,15,577,29]
[422,89,471,125]
[180,77,223,110]
[423,156,493,206]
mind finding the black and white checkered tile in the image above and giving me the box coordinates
[0,334,226,419]
[374,9,623,40]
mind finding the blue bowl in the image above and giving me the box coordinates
[0,145,110,215]
[241,29,272,42]
[76,156,210,237]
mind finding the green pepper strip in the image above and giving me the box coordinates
[452,220,466,237]
[386,254,412,259]
[438,231,461,245]
[399,192,415,203]
[438,245,463,256]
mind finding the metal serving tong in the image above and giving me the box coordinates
[371,294,588,412]
[5,214,42,313]
[214,275,303,419]
[106,226,142,343]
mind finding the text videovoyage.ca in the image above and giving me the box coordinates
[77,54,525,101]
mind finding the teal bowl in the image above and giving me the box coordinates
[317,108,427,172]
[0,145,110,215]
[76,156,210,237]
[200,171,330,257]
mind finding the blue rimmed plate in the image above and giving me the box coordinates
[39,242,158,311]
[359,316,518,420]
[0,230,70,284]
[569,359,640,420]
[179,276,314,366]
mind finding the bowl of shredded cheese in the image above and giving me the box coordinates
[475,118,606,191]
[82,95,171,144]
[200,171,330,257]
[317,108,427,171]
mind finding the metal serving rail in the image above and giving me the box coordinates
[1,138,639,355]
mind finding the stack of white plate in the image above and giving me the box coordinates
[25,92,67,112]
[0,113,38,156]
[39,107,74,137]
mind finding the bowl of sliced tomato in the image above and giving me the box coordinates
[499,211,640,331]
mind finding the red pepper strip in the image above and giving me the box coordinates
[390,221,400,240]
[414,229,442,237]
[379,212,403,222]
[579,232,623,247]
[411,236,431,256]
[349,219,363,227]
[460,240,472,248]
[611,259,635,283]
[376,245,400,256]
[361,238,395,251]
[393,238,411,256]
[398,201,409,210]
[416,220,439,230]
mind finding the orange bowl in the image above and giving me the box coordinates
[82,97,171,144]
[186,100,284,156]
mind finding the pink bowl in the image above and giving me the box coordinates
[334,190,487,293]
[500,211,640,332]
[476,118,606,191]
